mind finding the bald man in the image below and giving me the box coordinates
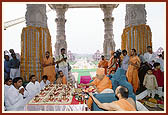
[80,68,112,109]
[89,86,136,111]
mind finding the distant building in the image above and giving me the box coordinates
[67,50,75,62]
[92,50,103,61]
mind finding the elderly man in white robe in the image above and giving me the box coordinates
[5,77,28,111]
[25,75,41,102]
[40,75,50,89]
[144,46,157,66]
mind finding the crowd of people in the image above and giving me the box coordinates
[3,48,75,111]
[86,46,164,110]
[97,46,164,95]
[3,46,164,111]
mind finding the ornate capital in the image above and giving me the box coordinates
[25,4,47,27]
[49,4,68,18]
[125,4,147,27]
[100,4,118,18]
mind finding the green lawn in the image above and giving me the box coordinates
[72,68,96,84]
[92,61,99,65]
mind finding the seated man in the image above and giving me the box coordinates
[56,70,67,84]
[5,77,27,111]
[25,75,41,101]
[4,78,12,109]
[80,68,112,109]
[40,75,50,89]
[89,86,136,111]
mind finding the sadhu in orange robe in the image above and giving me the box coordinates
[98,59,108,75]
[42,57,56,83]
[87,76,112,109]
[126,56,140,93]
[113,99,136,111]
[56,75,67,84]
[108,56,119,75]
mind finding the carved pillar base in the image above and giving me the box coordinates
[103,38,116,59]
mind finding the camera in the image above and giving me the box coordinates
[114,49,122,58]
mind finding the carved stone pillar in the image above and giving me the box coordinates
[101,4,118,59]
[49,4,68,56]
[125,4,147,27]
[21,4,52,81]
[122,4,151,55]
[26,4,48,27]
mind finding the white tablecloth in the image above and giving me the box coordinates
[26,104,88,111]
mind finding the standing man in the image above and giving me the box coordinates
[5,77,27,111]
[9,49,21,61]
[126,49,141,93]
[4,55,10,80]
[42,51,56,83]
[108,51,118,75]
[156,52,164,72]
[9,53,20,80]
[98,55,108,75]
[55,48,69,81]
[121,50,129,72]
[144,46,157,67]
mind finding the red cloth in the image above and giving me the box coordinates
[153,69,164,87]
[71,96,84,104]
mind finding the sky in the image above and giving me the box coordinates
[2,2,166,55]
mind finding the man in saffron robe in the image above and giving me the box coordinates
[126,49,140,93]
[98,55,108,75]
[108,51,118,75]
[56,70,67,84]
[80,68,112,109]
[42,51,56,83]
[88,86,136,111]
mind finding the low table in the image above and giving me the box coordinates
[26,84,88,111]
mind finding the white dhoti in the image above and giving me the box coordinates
[156,87,163,97]
[147,89,156,98]
[10,68,20,79]
[59,66,69,81]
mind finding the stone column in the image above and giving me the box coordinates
[25,4,48,27]
[125,4,147,27]
[122,4,151,55]
[49,4,68,57]
[21,4,52,81]
[101,4,118,60]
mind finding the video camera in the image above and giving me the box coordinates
[114,49,122,58]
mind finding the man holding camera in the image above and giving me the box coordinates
[55,48,69,81]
